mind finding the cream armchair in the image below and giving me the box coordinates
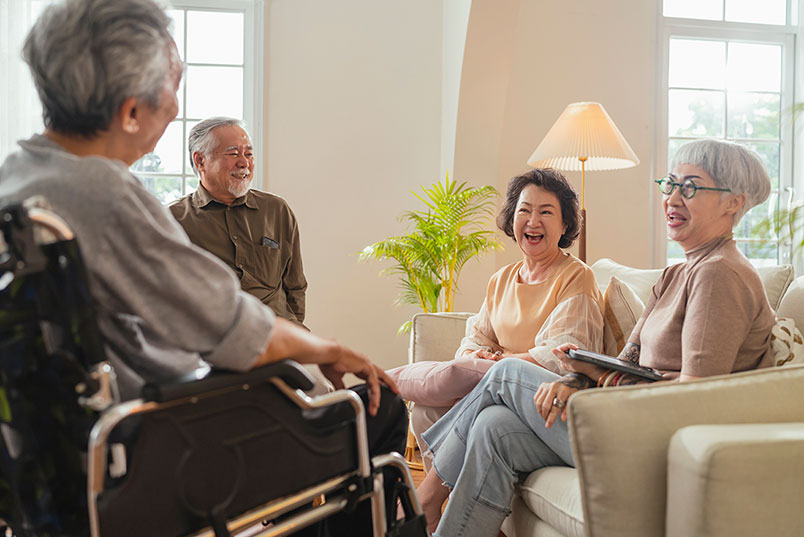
[408,261,804,537]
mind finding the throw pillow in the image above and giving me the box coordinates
[771,317,804,367]
[602,276,645,355]
[386,357,495,407]
[591,258,663,304]
[755,265,794,311]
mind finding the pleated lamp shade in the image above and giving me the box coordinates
[527,102,639,171]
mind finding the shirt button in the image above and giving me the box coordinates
[233,235,238,240]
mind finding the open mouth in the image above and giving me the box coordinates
[231,171,250,180]
[524,232,543,242]
[667,213,687,226]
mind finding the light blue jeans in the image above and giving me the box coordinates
[421,359,575,537]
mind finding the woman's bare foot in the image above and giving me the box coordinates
[416,469,450,534]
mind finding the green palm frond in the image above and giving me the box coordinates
[753,202,804,260]
[359,173,503,332]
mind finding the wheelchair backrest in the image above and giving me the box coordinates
[1,202,107,536]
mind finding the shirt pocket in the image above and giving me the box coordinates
[235,239,286,289]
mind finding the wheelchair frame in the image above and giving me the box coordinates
[87,369,423,537]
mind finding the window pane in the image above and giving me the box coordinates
[166,9,185,61]
[664,0,722,20]
[187,11,244,65]
[727,43,781,92]
[186,177,199,196]
[742,141,780,190]
[669,39,726,89]
[667,138,688,168]
[727,92,780,139]
[137,176,184,204]
[668,89,724,137]
[726,0,786,25]
[186,66,244,119]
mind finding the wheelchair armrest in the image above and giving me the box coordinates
[141,359,316,402]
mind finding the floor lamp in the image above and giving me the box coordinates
[527,102,639,262]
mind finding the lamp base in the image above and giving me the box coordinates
[579,208,586,263]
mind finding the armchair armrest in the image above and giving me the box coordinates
[567,364,804,537]
[666,422,804,537]
[142,359,315,402]
[409,312,472,364]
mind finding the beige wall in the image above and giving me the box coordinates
[263,0,444,370]
[263,0,660,370]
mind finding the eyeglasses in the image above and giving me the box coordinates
[654,177,731,199]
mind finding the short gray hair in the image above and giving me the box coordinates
[23,0,175,136]
[188,117,249,176]
[671,138,771,225]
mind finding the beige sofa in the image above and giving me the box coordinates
[408,259,804,537]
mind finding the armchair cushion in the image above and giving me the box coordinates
[666,422,804,537]
[518,467,584,537]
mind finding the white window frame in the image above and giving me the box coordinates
[135,0,264,200]
[654,12,798,270]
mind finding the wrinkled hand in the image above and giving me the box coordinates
[318,342,399,416]
[533,381,579,428]
[551,343,606,381]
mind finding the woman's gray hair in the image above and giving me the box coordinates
[671,138,771,225]
[188,117,249,176]
[23,0,175,136]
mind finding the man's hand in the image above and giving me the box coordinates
[316,341,399,416]
[256,318,398,416]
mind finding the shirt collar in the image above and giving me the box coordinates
[192,183,258,210]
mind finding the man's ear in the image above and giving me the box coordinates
[118,97,140,134]
[725,193,746,215]
[193,151,205,173]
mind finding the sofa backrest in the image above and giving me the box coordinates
[591,258,795,312]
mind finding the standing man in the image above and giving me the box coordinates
[170,117,307,326]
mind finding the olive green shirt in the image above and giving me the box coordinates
[170,185,307,326]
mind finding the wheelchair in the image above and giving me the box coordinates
[0,200,427,537]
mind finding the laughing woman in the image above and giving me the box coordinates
[417,138,775,537]
[404,169,605,466]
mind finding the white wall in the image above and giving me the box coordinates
[262,0,661,371]
[263,0,443,370]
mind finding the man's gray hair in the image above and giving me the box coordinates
[671,138,771,225]
[188,117,249,176]
[23,0,174,136]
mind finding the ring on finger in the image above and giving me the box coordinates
[552,397,566,408]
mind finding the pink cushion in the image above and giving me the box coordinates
[386,358,496,407]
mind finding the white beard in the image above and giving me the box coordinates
[227,176,252,198]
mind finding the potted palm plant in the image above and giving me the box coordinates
[360,175,502,333]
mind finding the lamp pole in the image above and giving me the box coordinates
[579,156,587,262]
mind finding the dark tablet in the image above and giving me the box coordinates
[567,349,665,382]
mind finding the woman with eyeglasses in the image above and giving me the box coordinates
[416,138,776,537]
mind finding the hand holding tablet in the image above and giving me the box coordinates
[567,349,664,382]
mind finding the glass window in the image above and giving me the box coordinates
[726,0,786,25]
[131,3,256,204]
[662,2,795,267]
[664,0,722,21]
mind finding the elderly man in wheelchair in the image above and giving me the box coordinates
[0,0,425,536]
